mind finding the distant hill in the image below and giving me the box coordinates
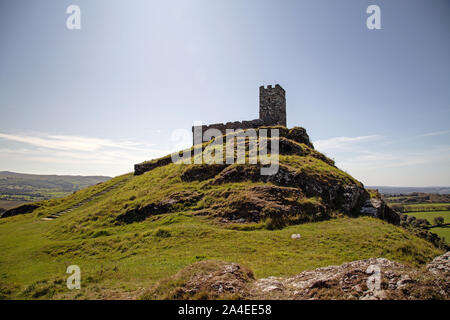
[368,186,450,195]
[0,171,111,204]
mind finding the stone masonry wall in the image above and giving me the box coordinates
[191,119,264,145]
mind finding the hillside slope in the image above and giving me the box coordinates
[0,127,446,299]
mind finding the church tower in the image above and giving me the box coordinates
[259,84,286,127]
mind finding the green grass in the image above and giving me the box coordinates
[279,155,360,186]
[405,203,450,208]
[0,206,442,299]
[406,210,450,224]
[406,210,450,243]
[393,203,450,210]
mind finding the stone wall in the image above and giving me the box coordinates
[191,119,263,145]
[134,155,173,176]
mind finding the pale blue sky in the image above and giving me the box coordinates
[0,0,449,186]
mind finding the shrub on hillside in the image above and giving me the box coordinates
[434,216,445,226]
[155,228,171,238]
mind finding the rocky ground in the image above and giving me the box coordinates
[250,253,449,300]
[142,252,449,300]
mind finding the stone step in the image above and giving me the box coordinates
[41,178,130,221]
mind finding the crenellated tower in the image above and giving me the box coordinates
[259,84,286,127]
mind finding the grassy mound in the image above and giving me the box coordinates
[0,212,443,299]
[0,126,445,299]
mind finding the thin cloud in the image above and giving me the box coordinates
[0,148,32,154]
[0,133,160,152]
[314,135,382,152]
[0,132,171,176]
[419,130,450,138]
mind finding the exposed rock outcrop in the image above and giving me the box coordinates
[195,185,327,224]
[142,253,450,300]
[117,191,202,223]
[211,164,366,216]
[426,251,450,277]
[141,260,255,300]
[251,256,449,300]
[360,197,401,225]
[134,155,173,176]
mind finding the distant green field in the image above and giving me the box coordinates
[405,203,449,208]
[406,210,450,224]
[406,210,450,243]
[389,203,450,214]
[389,203,450,208]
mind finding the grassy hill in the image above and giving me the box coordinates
[0,127,445,300]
